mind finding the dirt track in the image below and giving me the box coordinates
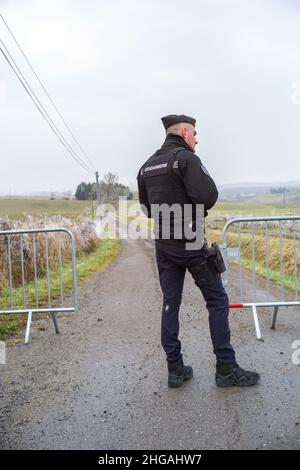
[0,238,299,450]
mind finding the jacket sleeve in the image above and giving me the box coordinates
[179,152,218,212]
[137,169,151,218]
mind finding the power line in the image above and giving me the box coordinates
[0,13,96,172]
[0,40,93,174]
[0,40,94,175]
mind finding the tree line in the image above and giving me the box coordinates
[75,172,133,203]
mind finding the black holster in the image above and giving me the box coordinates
[203,242,226,274]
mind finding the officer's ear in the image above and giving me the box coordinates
[179,127,187,139]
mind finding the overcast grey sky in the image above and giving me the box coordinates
[0,0,300,194]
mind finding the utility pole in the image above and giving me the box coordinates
[95,171,102,237]
[95,171,100,208]
[91,195,94,219]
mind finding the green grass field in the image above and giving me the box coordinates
[128,199,300,216]
[0,198,92,220]
[207,201,300,220]
[2,197,299,221]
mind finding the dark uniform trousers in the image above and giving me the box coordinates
[155,240,236,365]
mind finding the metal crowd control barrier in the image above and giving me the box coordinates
[221,216,300,340]
[0,228,78,344]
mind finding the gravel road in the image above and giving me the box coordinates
[0,238,299,450]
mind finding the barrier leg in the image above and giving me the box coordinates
[25,310,32,345]
[271,306,279,330]
[51,313,60,334]
[251,305,263,341]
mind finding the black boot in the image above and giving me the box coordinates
[216,363,260,387]
[168,358,193,388]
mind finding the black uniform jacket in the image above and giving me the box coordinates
[137,134,218,245]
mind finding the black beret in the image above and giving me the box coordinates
[161,114,196,130]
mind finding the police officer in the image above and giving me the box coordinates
[137,114,260,388]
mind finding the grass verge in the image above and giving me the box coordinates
[205,227,300,295]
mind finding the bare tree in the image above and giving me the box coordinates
[100,173,131,204]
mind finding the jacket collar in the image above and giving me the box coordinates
[161,133,192,152]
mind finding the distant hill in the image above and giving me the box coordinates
[218,181,300,203]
